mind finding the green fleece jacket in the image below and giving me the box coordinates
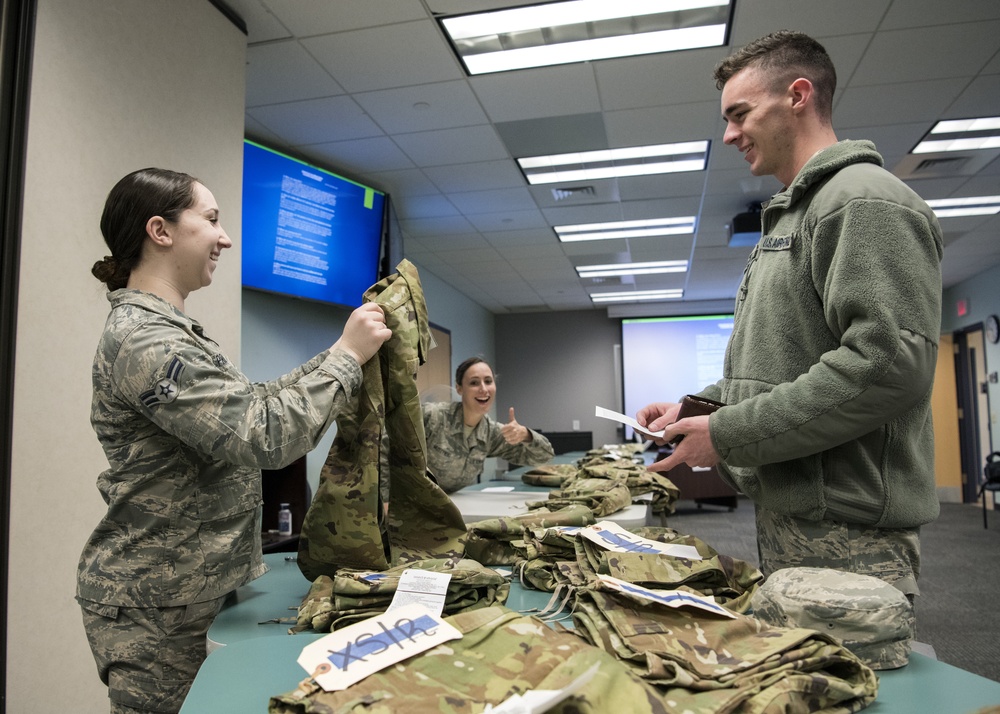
[706,140,943,529]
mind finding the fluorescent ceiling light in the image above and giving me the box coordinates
[440,0,732,75]
[577,260,688,278]
[926,195,1000,218]
[556,217,696,242]
[519,141,708,184]
[912,116,1000,154]
[591,289,683,303]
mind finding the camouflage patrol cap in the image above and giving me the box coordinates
[750,566,914,670]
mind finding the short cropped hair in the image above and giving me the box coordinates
[713,30,836,121]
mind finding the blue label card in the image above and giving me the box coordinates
[297,603,462,691]
[597,575,737,619]
[580,521,703,560]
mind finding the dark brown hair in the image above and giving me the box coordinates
[713,30,837,121]
[92,168,199,290]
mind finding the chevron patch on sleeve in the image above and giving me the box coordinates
[140,356,185,407]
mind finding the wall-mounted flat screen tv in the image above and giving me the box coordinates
[620,314,734,439]
[241,140,387,308]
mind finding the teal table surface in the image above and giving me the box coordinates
[191,553,1000,714]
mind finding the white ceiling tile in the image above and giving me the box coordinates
[247,95,382,144]
[465,208,549,232]
[354,81,489,134]
[365,168,442,198]
[595,47,728,111]
[730,0,891,43]
[261,0,428,36]
[400,214,477,236]
[304,136,414,175]
[881,0,1000,29]
[448,187,538,215]
[302,21,463,92]
[394,125,509,167]
[470,64,601,122]
[245,41,344,107]
[945,74,1000,119]
[835,79,964,130]
[850,22,1000,86]
[422,161,526,194]
[605,101,720,147]
[226,0,292,43]
[393,194,460,220]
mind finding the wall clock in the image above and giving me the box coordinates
[986,314,1000,344]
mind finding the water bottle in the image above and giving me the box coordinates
[278,503,293,536]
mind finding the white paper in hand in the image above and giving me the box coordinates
[594,406,664,439]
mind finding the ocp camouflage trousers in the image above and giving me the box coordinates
[298,260,466,580]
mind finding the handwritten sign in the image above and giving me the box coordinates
[580,521,702,560]
[298,603,462,691]
[597,575,736,619]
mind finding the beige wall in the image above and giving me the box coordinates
[931,333,963,502]
[8,1,246,710]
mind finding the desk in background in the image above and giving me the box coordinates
[186,553,1000,713]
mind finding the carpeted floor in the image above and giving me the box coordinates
[665,497,1000,683]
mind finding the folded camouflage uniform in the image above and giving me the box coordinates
[270,606,671,714]
[294,558,509,633]
[464,504,595,566]
[514,526,588,592]
[528,476,633,517]
[578,462,679,515]
[520,462,579,488]
[571,580,878,713]
[578,527,763,614]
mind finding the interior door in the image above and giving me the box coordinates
[955,327,992,504]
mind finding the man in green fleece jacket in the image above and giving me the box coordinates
[638,31,943,599]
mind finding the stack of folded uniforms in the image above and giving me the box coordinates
[571,577,879,712]
[270,606,670,714]
[294,558,509,633]
[463,504,594,566]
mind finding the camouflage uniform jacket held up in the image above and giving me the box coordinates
[77,289,361,608]
[423,400,554,493]
[298,260,467,581]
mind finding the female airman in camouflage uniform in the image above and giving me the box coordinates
[76,168,390,714]
[423,357,554,493]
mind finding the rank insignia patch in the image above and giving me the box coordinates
[141,356,185,407]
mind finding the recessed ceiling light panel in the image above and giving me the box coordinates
[440,0,733,75]
[590,289,684,303]
[912,116,1000,154]
[519,141,709,184]
[926,195,1000,218]
[556,217,696,242]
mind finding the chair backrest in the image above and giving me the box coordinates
[983,452,1000,492]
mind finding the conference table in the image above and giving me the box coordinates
[187,552,1000,713]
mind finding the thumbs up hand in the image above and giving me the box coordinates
[500,406,531,445]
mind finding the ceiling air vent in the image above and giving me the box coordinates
[892,150,998,180]
[913,156,970,174]
[551,186,596,201]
